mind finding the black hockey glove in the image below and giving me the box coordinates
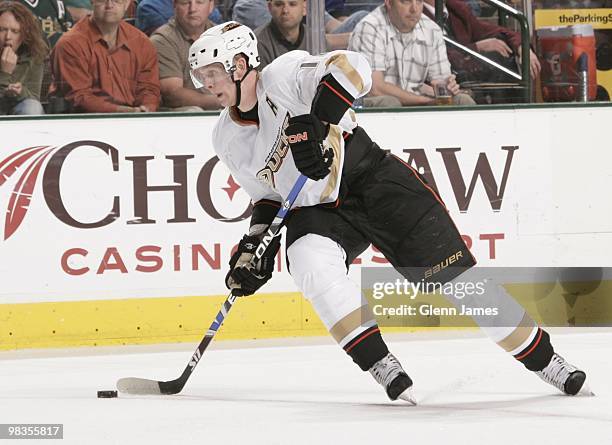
[285,114,334,181]
[225,234,281,296]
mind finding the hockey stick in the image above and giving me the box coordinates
[116,174,308,395]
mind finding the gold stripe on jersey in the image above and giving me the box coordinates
[348,109,357,123]
[325,54,364,93]
[329,306,375,343]
[496,312,536,352]
[320,125,342,203]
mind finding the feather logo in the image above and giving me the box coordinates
[0,146,59,240]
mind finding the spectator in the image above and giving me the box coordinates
[136,0,222,35]
[150,0,219,111]
[422,0,541,82]
[50,0,160,112]
[255,0,367,70]
[235,0,366,40]
[349,0,475,106]
[232,0,282,30]
[255,0,307,70]
[18,0,73,47]
[0,1,48,114]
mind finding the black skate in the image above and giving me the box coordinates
[535,353,588,395]
[369,353,416,404]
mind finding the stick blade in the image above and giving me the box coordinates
[116,377,162,395]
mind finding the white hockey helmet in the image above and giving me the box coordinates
[189,21,260,89]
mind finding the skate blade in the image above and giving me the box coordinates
[397,386,417,405]
[578,383,595,397]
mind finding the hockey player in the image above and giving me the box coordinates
[188,22,588,403]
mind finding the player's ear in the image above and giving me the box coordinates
[233,54,248,79]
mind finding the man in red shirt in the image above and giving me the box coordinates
[423,0,540,82]
[50,0,160,113]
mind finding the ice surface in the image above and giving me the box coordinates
[0,330,610,444]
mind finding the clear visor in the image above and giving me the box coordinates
[190,64,233,89]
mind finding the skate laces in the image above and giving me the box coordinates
[369,353,405,388]
[535,353,578,392]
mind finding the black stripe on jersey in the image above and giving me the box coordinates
[312,74,356,125]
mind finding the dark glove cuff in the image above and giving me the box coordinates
[251,199,281,229]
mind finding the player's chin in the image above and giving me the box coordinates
[219,96,235,108]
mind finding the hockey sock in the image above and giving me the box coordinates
[343,325,389,371]
[443,273,554,372]
[513,327,555,371]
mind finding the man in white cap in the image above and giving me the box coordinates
[188,21,587,403]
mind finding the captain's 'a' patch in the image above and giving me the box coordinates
[265,95,278,117]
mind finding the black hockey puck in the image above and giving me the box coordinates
[97,390,118,398]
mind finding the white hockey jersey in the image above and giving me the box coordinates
[212,50,373,207]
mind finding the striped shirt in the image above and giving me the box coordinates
[348,5,451,93]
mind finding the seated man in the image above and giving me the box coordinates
[50,0,160,113]
[349,0,475,106]
[150,0,220,111]
[255,0,367,70]
[422,0,540,83]
[255,0,308,69]
[136,0,221,35]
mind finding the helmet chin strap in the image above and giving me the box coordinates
[232,66,253,109]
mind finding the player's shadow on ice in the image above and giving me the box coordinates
[167,390,607,424]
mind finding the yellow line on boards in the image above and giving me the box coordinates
[0,293,328,350]
[2,280,610,350]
